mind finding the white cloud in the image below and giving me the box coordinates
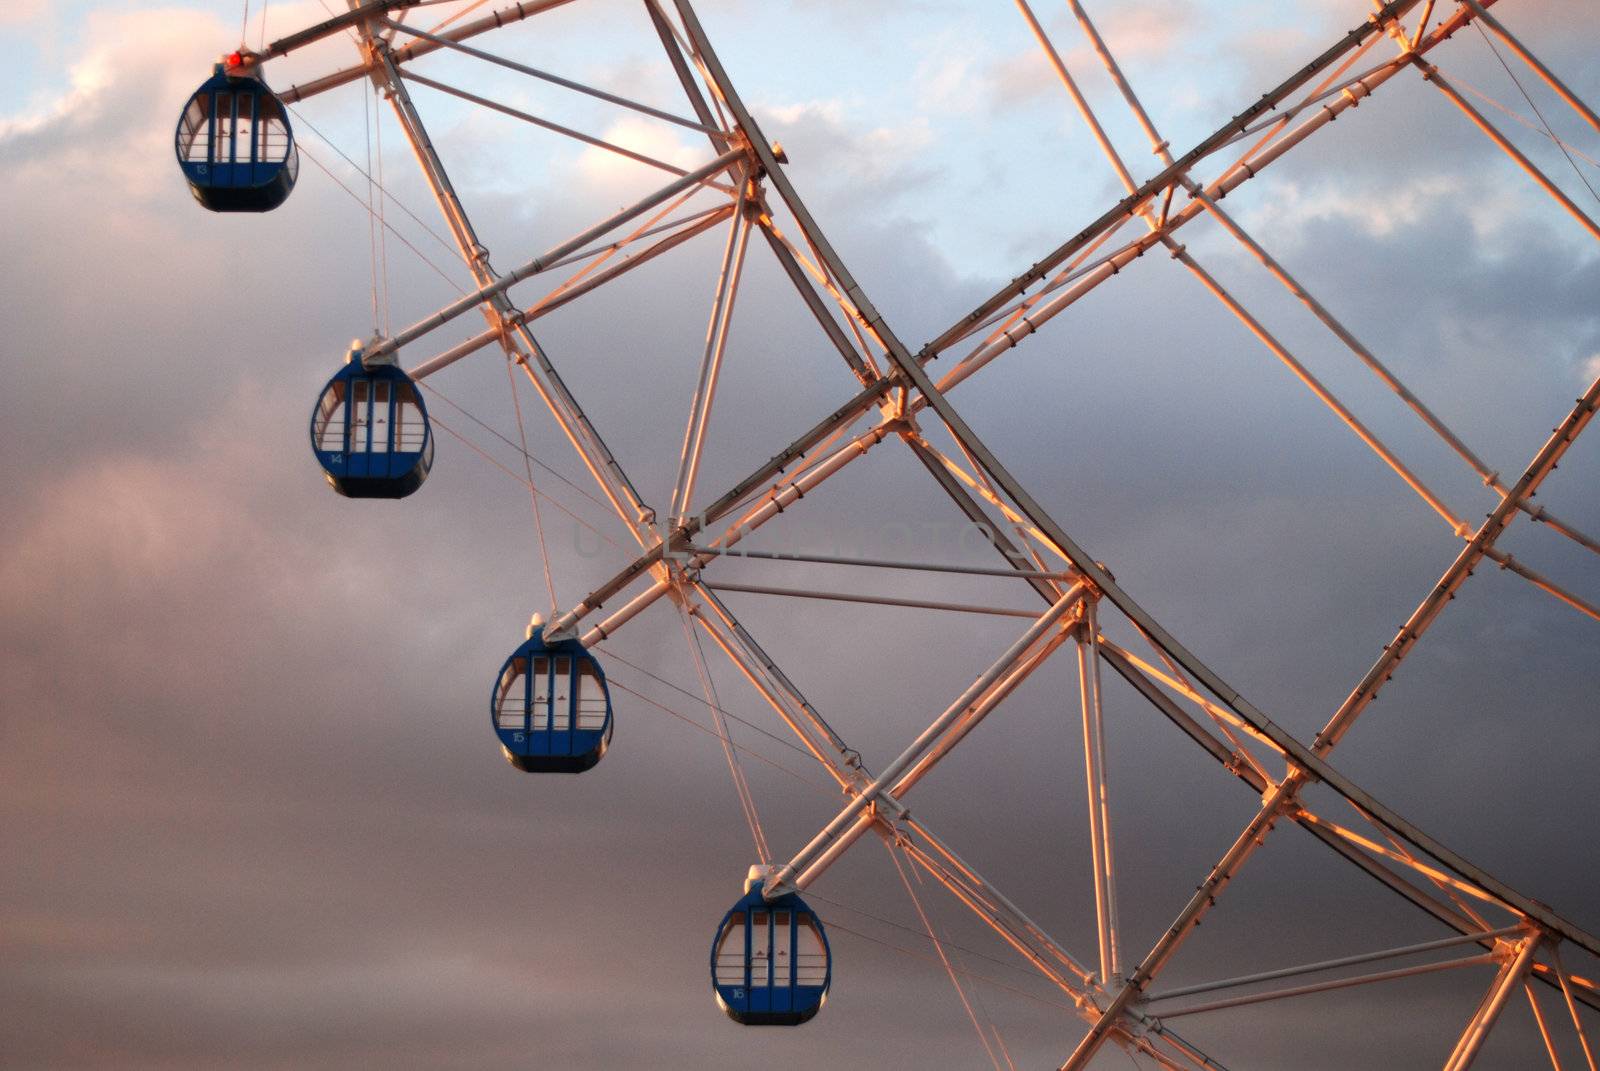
[1582,352,1600,385]
[764,98,843,128]
[0,0,48,26]
[0,6,233,200]
[1091,0,1198,63]
[574,114,703,186]
[761,98,936,198]
[912,32,982,117]
[1241,173,1465,241]
[6,7,1600,1069]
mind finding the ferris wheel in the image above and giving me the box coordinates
[174,0,1600,1065]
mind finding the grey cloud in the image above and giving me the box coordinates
[4,2,1600,1069]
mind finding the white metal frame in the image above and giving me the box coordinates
[228,0,1600,1064]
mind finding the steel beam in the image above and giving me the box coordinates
[763,587,1084,896]
[1443,936,1542,1070]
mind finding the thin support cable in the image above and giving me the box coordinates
[597,644,827,768]
[363,76,381,336]
[678,605,769,863]
[965,962,1020,1071]
[819,917,1079,1014]
[694,614,770,862]
[1451,73,1600,170]
[403,71,709,181]
[886,839,1004,1071]
[1463,0,1600,137]
[896,845,1226,1071]
[376,86,392,335]
[543,202,729,272]
[899,840,1093,992]
[819,861,1120,1031]
[288,105,465,264]
[428,0,489,35]
[804,888,1075,988]
[682,595,856,783]
[385,17,720,136]
[419,382,615,513]
[426,415,618,548]
[257,0,269,50]
[1475,23,1600,209]
[296,144,467,292]
[1417,58,1600,244]
[1030,0,1468,546]
[894,857,1041,1066]
[504,356,559,613]
[1061,0,1600,570]
[603,676,834,793]
[864,854,1022,1057]
[311,0,360,47]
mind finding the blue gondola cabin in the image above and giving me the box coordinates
[711,878,831,1025]
[310,341,434,499]
[175,54,299,212]
[493,625,613,773]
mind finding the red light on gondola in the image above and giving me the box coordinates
[226,51,244,69]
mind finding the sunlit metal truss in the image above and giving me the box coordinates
[251,1,1600,1065]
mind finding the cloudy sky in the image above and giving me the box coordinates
[3,1,1599,1067]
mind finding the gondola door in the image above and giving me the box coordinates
[531,655,551,760]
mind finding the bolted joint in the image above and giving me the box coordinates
[1121,1006,1159,1040]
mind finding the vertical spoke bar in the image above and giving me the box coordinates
[1076,598,1120,984]
[1443,936,1541,1071]
[673,192,751,521]
[1553,945,1600,1071]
